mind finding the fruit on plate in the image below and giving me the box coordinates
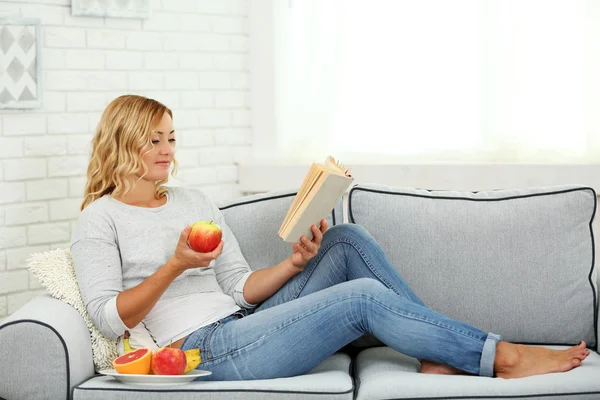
[112,348,152,375]
[121,331,202,375]
[183,348,202,373]
[151,347,187,375]
[188,220,222,253]
[121,330,160,375]
[123,330,135,353]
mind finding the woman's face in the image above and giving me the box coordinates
[140,112,176,181]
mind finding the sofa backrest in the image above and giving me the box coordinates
[219,189,343,271]
[348,183,597,348]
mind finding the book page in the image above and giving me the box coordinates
[324,156,351,176]
[280,170,327,236]
[282,157,345,232]
[279,164,321,235]
[324,156,343,173]
[280,173,329,239]
[280,173,353,242]
[288,166,321,220]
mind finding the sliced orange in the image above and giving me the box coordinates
[112,348,152,374]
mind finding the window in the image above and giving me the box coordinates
[250,0,600,165]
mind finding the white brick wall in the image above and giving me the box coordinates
[0,0,251,319]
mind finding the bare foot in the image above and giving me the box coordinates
[495,341,590,379]
[420,360,464,375]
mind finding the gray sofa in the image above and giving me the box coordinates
[1,183,599,400]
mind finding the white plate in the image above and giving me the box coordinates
[98,369,212,386]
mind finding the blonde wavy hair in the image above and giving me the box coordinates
[81,95,178,210]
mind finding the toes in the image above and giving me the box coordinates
[571,358,582,368]
[570,341,585,350]
[583,349,591,359]
[569,342,587,354]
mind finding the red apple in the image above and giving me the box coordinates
[188,220,222,253]
[151,347,186,375]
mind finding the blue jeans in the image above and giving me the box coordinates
[181,224,501,380]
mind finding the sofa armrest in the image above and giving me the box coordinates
[597,272,599,354]
[0,294,95,400]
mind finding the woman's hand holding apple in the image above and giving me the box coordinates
[290,219,328,271]
[169,225,224,274]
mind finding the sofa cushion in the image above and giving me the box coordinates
[73,352,353,400]
[219,189,343,271]
[348,184,597,347]
[26,248,119,371]
[354,346,600,400]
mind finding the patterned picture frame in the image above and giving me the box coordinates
[71,0,151,19]
[0,18,41,109]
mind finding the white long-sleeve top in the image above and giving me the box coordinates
[71,186,255,347]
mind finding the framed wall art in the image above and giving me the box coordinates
[0,18,41,109]
[71,0,151,19]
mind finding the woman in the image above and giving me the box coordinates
[72,94,589,381]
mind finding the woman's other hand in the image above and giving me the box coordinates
[170,225,224,273]
[290,219,328,270]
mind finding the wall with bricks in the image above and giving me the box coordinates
[0,0,251,319]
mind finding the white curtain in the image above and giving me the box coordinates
[271,0,600,164]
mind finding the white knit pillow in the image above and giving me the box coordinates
[27,248,118,371]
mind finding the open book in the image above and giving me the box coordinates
[278,156,354,243]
